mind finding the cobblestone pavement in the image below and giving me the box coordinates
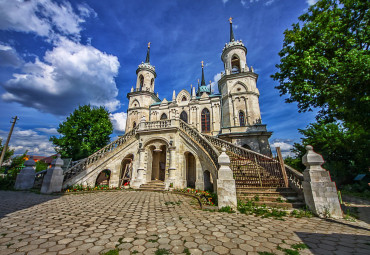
[0,191,369,255]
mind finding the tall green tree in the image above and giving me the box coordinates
[272,0,369,129]
[50,105,113,160]
[288,121,369,184]
[0,138,14,170]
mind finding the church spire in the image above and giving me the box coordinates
[145,42,151,63]
[201,61,206,86]
[229,17,235,42]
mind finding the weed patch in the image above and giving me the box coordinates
[218,206,235,213]
[155,248,171,255]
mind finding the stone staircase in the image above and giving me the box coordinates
[138,180,166,191]
[237,187,305,209]
[202,136,305,209]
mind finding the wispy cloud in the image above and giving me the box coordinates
[306,0,318,6]
[0,128,55,156]
[110,112,127,133]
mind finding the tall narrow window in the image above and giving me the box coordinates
[239,111,245,126]
[150,78,154,90]
[160,113,168,120]
[180,111,188,123]
[139,75,144,91]
[132,122,137,129]
[201,108,211,132]
[231,55,241,73]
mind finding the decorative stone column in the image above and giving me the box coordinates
[41,154,64,194]
[302,145,342,218]
[217,148,237,210]
[168,146,176,180]
[14,156,36,190]
[132,148,146,188]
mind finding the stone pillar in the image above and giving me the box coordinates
[14,156,36,190]
[132,148,146,188]
[41,154,64,194]
[217,148,237,210]
[302,145,342,218]
[168,146,176,180]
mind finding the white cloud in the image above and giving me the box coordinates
[0,0,95,41]
[222,0,229,3]
[2,38,120,115]
[270,141,293,151]
[110,112,127,132]
[0,128,55,156]
[265,0,275,6]
[0,43,24,68]
[35,127,59,135]
[270,139,296,158]
[306,0,318,5]
[241,0,247,6]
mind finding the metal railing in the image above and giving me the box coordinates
[63,127,138,183]
[178,120,220,170]
[203,135,286,187]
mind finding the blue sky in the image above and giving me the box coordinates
[0,0,318,157]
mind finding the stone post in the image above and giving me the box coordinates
[14,156,36,190]
[302,145,342,218]
[41,154,64,194]
[168,146,176,180]
[217,148,237,210]
[132,148,146,188]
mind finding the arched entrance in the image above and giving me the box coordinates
[204,170,213,192]
[96,169,111,186]
[120,154,134,187]
[151,145,167,181]
[185,152,196,188]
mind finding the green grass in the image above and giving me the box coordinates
[277,242,309,255]
[101,249,119,255]
[183,247,191,255]
[154,248,171,255]
[257,252,276,255]
[218,206,235,213]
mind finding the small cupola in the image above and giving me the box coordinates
[197,61,211,96]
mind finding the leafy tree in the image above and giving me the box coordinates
[50,105,113,161]
[0,138,14,171]
[35,160,48,172]
[272,0,370,130]
[6,151,27,179]
[287,121,369,185]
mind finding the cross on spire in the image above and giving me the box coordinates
[145,42,151,63]
[229,17,235,42]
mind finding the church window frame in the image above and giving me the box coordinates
[139,75,144,91]
[160,113,168,120]
[180,111,188,123]
[182,96,187,102]
[239,110,246,127]
[231,55,241,73]
[201,108,211,133]
[133,122,137,129]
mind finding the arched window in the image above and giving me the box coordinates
[182,96,187,102]
[239,111,245,126]
[201,108,211,133]
[242,144,251,150]
[231,55,241,73]
[160,113,168,120]
[180,111,188,123]
[132,122,136,129]
[139,75,144,91]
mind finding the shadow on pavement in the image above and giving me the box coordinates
[296,232,370,255]
[0,190,60,219]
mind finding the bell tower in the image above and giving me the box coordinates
[218,18,272,156]
[125,43,160,132]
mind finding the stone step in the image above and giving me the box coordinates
[237,195,301,202]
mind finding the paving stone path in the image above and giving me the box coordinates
[0,190,369,255]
